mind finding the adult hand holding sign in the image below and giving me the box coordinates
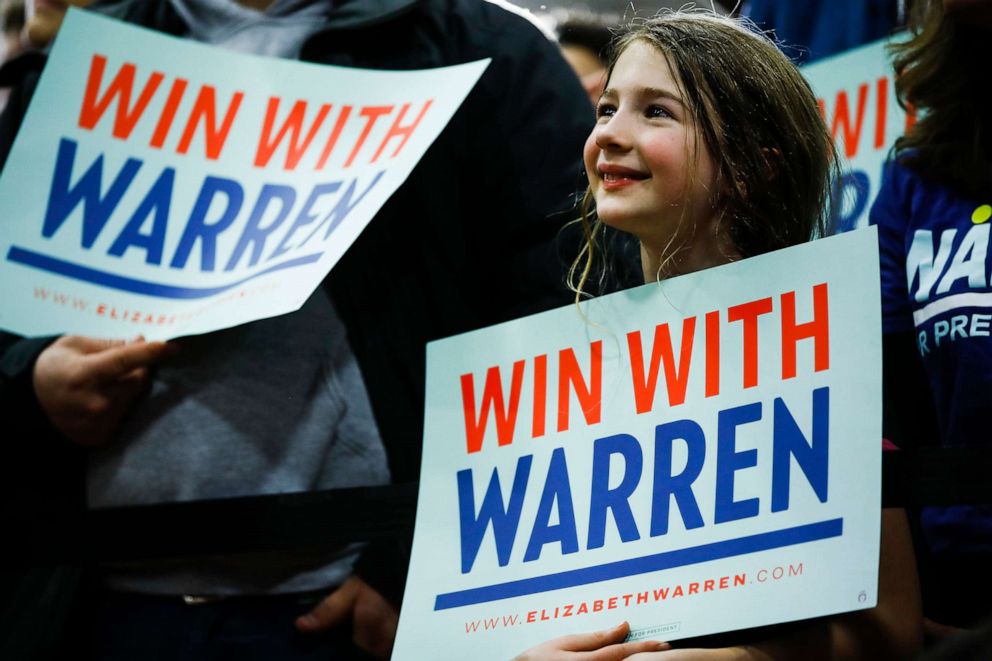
[33,334,176,445]
[296,575,399,660]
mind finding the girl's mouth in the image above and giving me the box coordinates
[599,165,649,189]
[601,168,649,190]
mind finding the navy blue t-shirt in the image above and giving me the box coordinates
[871,158,992,558]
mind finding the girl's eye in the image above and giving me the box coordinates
[646,105,671,119]
[595,103,616,119]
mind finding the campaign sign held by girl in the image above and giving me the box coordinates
[393,12,903,660]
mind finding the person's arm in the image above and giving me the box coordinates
[882,330,939,449]
[0,48,176,447]
[868,160,940,450]
[0,332,57,423]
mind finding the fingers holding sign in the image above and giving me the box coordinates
[32,335,178,446]
[296,575,399,660]
[513,622,669,661]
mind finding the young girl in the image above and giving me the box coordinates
[516,11,922,660]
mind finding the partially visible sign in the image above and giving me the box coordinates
[804,37,910,233]
[0,9,487,339]
[394,228,883,659]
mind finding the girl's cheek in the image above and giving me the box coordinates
[582,133,600,183]
[638,134,682,171]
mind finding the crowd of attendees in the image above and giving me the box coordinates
[0,0,989,659]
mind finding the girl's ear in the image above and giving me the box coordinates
[761,147,783,182]
[729,148,781,203]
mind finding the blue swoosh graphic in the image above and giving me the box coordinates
[7,246,323,299]
[433,518,843,610]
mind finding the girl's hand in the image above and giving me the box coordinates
[512,621,669,660]
[625,648,765,661]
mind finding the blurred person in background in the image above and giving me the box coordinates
[557,16,612,107]
[22,0,95,47]
[872,0,992,641]
[1,0,25,61]
[0,0,593,659]
[742,0,904,64]
[0,0,25,110]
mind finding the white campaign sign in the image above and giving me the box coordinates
[394,229,883,659]
[803,37,909,233]
[0,9,486,340]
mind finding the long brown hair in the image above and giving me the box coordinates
[571,11,837,295]
[891,0,992,197]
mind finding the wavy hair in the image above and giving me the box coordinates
[891,0,992,197]
[570,11,837,295]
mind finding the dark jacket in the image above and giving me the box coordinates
[0,0,593,647]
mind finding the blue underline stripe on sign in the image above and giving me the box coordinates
[433,518,843,611]
[7,246,322,299]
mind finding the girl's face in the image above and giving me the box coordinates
[583,41,719,262]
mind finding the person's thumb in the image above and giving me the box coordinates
[296,580,358,633]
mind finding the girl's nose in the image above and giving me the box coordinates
[594,117,631,151]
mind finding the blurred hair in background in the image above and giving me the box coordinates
[556,15,612,106]
[1,0,25,62]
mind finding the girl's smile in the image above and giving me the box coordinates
[598,163,650,190]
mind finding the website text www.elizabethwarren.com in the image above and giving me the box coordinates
[463,563,804,635]
[31,283,276,328]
